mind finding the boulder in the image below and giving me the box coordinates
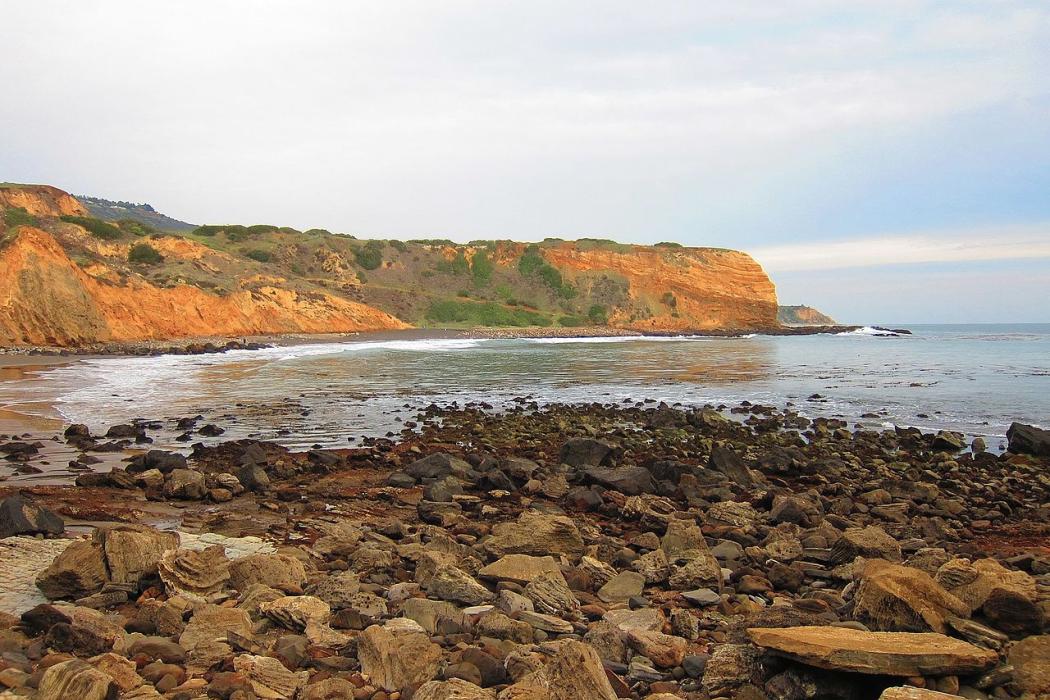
[583,465,655,496]
[829,526,902,564]
[560,438,616,467]
[500,639,617,699]
[415,678,498,700]
[259,595,332,631]
[853,561,969,633]
[597,571,645,604]
[747,626,998,676]
[36,540,108,599]
[0,494,64,538]
[701,644,766,697]
[229,553,307,590]
[425,566,495,605]
[879,689,966,700]
[162,468,207,500]
[709,445,753,486]
[357,624,442,691]
[1008,635,1050,695]
[232,653,308,699]
[483,511,585,558]
[1006,422,1050,457]
[96,524,179,587]
[179,605,253,652]
[523,570,580,618]
[157,545,230,602]
[626,629,687,668]
[36,659,117,700]
[406,453,473,481]
[479,554,559,585]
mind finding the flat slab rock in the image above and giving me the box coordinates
[747,626,998,676]
[879,688,965,700]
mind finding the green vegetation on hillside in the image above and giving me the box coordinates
[471,249,494,286]
[425,300,551,327]
[353,240,384,270]
[128,242,163,264]
[518,245,576,299]
[3,207,39,229]
[60,215,124,240]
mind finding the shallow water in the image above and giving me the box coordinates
[1,324,1047,450]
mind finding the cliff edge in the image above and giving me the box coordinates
[1,184,782,346]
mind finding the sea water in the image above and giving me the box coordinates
[1,324,1047,450]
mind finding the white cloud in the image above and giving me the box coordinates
[753,224,1050,272]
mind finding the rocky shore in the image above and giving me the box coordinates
[0,401,1047,700]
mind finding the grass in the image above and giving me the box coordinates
[60,215,124,240]
[425,299,551,327]
[3,207,39,229]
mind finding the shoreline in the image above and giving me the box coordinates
[0,323,880,360]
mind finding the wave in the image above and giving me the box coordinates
[528,335,712,345]
[836,326,904,337]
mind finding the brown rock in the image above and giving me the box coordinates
[357,624,442,691]
[1008,634,1050,695]
[626,630,688,668]
[747,626,998,676]
[830,526,902,564]
[853,561,969,633]
[232,653,308,699]
[478,555,559,585]
[228,553,307,591]
[499,639,617,700]
[179,605,253,652]
[95,525,179,587]
[36,540,108,599]
[36,659,117,700]
[878,689,965,699]
[483,512,585,559]
[416,678,498,699]
[157,545,230,602]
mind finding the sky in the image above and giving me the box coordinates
[2,1,1048,323]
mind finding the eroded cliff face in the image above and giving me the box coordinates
[0,227,407,346]
[525,243,778,332]
[0,185,87,217]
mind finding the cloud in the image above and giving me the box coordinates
[753,224,1050,272]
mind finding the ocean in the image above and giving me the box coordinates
[1,324,1047,451]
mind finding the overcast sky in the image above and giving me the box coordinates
[3,1,1048,323]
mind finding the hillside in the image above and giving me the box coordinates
[778,304,836,326]
[0,184,780,346]
[77,194,196,232]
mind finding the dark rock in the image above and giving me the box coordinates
[583,465,655,496]
[709,445,754,486]
[1007,422,1050,457]
[560,437,616,467]
[0,494,64,538]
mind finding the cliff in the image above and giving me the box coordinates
[778,305,836,326]
[0,184,782,346]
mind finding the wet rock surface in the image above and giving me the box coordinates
[0,401,1047,699]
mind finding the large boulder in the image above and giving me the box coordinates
[483,512,585,558]
[479,555,559,585]
[357,624,442,691]
[708,445,754,486]
[229,553,307,591]
[95,525,179,587]
[582,465,655,496]
[935,557,1040,634]
[36,540,109,599]
[1006,422,1050,457]
[747,626,998,676]
[415,679,497,700]
[853,561,969,633]
[36,659,117,700]
[157,545,231,602]
[232,653,308,699]
[559,438,616,467]
[0,494,64,538]
[499,639,617,699]
[424,566,495,606]
[829,525,901,564]
[1008,634,1050,695]
[406,453,474,481]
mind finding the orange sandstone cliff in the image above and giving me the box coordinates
[0,184,782,346]
[0,226,407,346]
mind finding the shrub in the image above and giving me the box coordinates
[558,314,587,327]
[116,219,155,236]
[425,300,551,327]
[388,239,407,252]
[451,250,469,275]
[60,215,123,240]
[354,240,384,270]
[128,243,163,264]
[3,207,39,229]
[656,241,683,248]
[471,249,494,286]
[192,225,223,237]
[518,245,576,299]
[304,228,331,237]
[587,305,608,325]
[661,291,678,308]
[244,249,272,263]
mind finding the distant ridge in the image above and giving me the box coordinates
[76,194,195,232]
[778,304,836,326]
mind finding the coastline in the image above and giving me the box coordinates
[0,323,874,360]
